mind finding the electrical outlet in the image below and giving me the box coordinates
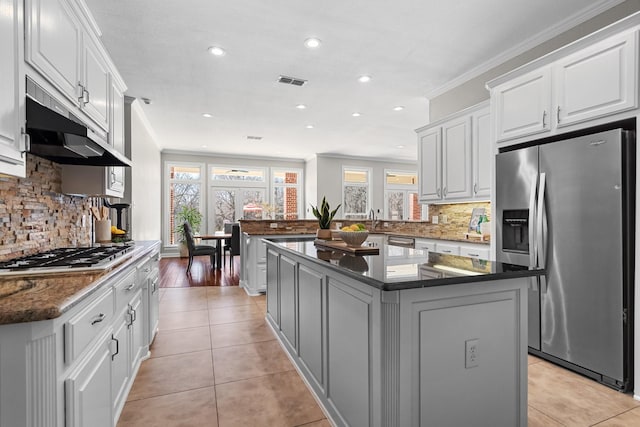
[270,223,278,228]
[383,222,389,227]
[432,215,438,224]
[465,339,479,368]
[441,215,448,224]
[335,222,342,229]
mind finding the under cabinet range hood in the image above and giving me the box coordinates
[25,80,132,167]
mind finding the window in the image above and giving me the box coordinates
[384,170,424,221]
[342,167,371,219]
[272,168,303,220]
[166,163,204,245]
[210,166,268,230]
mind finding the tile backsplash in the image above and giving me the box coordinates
[240,201,491,242]
[0,155,93,261]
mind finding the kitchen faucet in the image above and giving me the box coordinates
[369,209,379,230]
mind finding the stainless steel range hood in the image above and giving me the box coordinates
[25,81,131,167]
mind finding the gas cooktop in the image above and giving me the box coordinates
[0,246,136,275]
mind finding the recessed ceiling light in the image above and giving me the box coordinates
[396,145,405,149]
[208,46,226,56]
[202,113,213,118]
[306,125,314,129]
[358,75,371,83]
[352,112,361,117]
[201,145,207,148]
[304,38,321,49]
[141,97,152,105]
[296,104,307,110]
[393,106,404,111]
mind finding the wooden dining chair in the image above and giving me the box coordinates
[183,222,216,273]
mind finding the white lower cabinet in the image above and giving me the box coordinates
[415,237,491,259]
[65,331,114,427]
[0,243,160,427]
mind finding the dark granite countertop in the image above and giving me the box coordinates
[0,241,161,325]
[264,236,542,291]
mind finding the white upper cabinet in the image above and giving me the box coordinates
[26,0,83,105]
[25,0,127,134]
[417,102,489,204]
[418,128,441,202]
[441,116,472,199]
[0,0,25,177]
[472,108,491,198]
[81,35,110,130]
[554,31,637,127]
[110,80,126,154]
[488,19,640,146]
[494,68,551,142]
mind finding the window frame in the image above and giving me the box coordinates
[341,166,372,219]
[383,169,426,221]
[270,167,304,220]
[163,161,205,247]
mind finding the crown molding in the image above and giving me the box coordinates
[160,149,307,163]
[425,0,626,99]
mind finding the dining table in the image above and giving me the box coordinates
[199,233,232,269]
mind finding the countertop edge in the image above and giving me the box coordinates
[263,238,541,291]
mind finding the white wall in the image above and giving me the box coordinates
[305,156,318,219]
[314,154,417,219]
[128,100,162,240]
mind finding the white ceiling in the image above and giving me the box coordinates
[84,0,618,162]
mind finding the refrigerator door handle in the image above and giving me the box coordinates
[537,173,548,294]
[528,177,538,267]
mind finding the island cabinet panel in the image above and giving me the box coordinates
[326,279,372,427]
[279,255,297,350]
[398,281,527,427]
[297,265,325,390]
[266,249,279,324]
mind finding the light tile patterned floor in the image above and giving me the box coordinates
[118,258,640,426]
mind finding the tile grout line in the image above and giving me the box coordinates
[588,406,640,426]
[125,384,215,403]
[527,404,568,427]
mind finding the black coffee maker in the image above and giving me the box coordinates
[103,198,130,231]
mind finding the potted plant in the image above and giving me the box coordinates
[311,196,341,240]
[175,205,203,257]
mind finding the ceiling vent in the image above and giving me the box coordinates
[246,135,263,140]
[278,75,307,86]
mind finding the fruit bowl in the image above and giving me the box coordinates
[339,230,369,247]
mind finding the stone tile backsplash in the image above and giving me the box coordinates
[240,201,491,242]
[0,155,93,261]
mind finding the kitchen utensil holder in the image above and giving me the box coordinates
[95,219,111,243]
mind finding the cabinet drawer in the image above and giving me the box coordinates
[459,246,490,259]
[415,239,436,252]
[114,269,138,311]
[65,288,114,364]
[434,243,460,256]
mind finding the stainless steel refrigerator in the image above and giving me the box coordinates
[496,128,634,391]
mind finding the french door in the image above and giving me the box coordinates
[211,188,265,231]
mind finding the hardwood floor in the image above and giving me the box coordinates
[140,257,640,426]
[159,256,239,288]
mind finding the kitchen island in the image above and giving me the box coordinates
[264,237,542,427]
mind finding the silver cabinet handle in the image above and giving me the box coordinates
[110,170,117,185]
[83,89,90,105]
[436,188,441,197]
[556,106,561,123]
[125,283,136,291]
[542,110,547,127]
[468,253,479,257]
[442,249,451,253]
[91,313,106,325]
[131,306,137,323]
[473,182,478,194]
[21,128,31,153]
[144,267,151,273]
[443,187,448,197]
[77,83,85,102]
[111,335,119,360]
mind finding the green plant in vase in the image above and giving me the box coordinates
[311,196,341,240]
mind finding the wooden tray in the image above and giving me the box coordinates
[314,239,380,255]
